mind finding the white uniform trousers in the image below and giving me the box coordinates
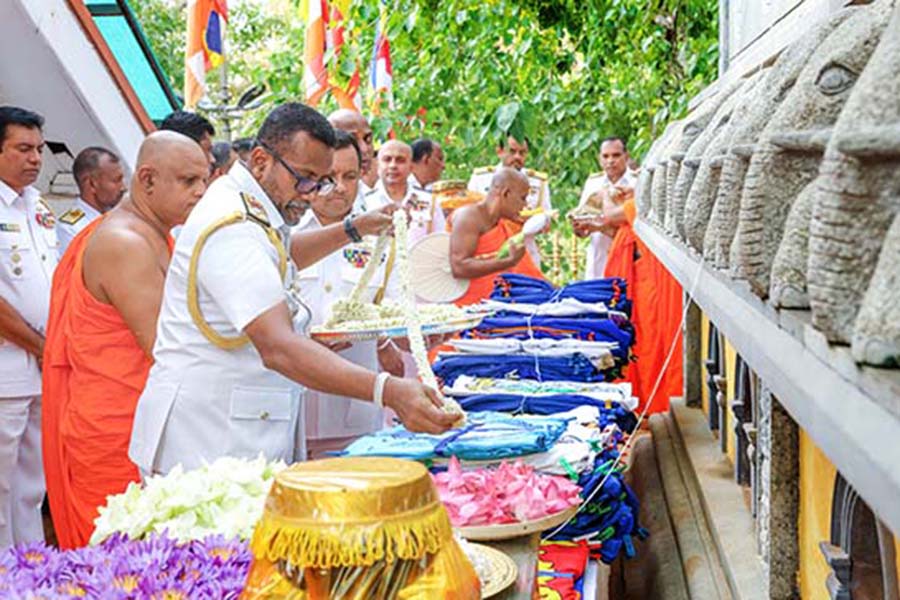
[0,395,44,547]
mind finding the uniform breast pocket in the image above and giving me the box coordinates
[0,235,32,280]
[228,386,295,462]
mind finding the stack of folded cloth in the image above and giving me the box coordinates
[489,273,631,315]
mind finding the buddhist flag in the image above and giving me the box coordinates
[369,5,394,113]
[185,0,227,109]
[303,0,330,106]
[328,0,361,110]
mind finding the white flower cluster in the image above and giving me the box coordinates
[324,301,467,333]
[90,455,285,545]
[325,231,392,328]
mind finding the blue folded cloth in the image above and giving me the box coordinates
[340,411,568,461]
[457,394,638,433]
[432,354,609,386]
[490,274,632,314]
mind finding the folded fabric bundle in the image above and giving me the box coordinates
[490,274,631,314]
[537,540,591,600]
[448,338,617,361]
[340,411,568,461]
[432,353,609,386]
[443,376,636,409]
[463,315,633,360]
[476,297,626,320]
[458,394,638,433]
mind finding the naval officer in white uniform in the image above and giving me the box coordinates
[467,134,551,265]
[55,147,126,257]
[0,106,58,546]
[129,103,457,475]
[292,131,404,459]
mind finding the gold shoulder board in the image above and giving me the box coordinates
[59,208,85,225]
[240,192,270,227]
[472,166,495,175]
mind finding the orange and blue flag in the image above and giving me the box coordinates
[185,0,228,109]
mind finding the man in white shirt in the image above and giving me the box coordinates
[129,103,456,475]
[56,147,126,257]
[573,137,637,279]
[292,131,403,459]
[410,138,445,194]
[467,135,551,264]
[365,140,446,245]
[0,106,58,547]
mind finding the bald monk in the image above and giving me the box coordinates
[600,193,683,414]
[450,168,545,306]
[42,132,209,548]
[328,109,377,196]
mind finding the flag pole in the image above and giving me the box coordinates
[218,35,231,141]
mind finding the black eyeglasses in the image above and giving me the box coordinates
[258,141,336,195]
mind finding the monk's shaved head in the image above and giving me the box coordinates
[133,130,210,227]
[490,166,529,193]
[136,130,206,170]
[490,167,529,220]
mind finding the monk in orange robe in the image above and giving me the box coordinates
[602,197,683,414]
[42,132,209,548]
[450,167,544,306]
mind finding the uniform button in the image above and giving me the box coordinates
[13,267,22,276]
[324,284,333,293]
[11,253,21,264]
[260,410,270,420]
[41,254,47,261]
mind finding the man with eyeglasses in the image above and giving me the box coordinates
[129,103,458,475]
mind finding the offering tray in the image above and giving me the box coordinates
[310,314,485,343]
[457,504,580,542]
[470,543,518,598]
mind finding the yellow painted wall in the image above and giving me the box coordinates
[723,340,737,464]
[701,314,710,416]
[798,428,837,600]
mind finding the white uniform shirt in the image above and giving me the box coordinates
[293,211,388,441]
[578,170,637,280]
[0,181,58,397]
[55,199,101,258]
[129,163,309,474]
[364,180,445,246]
[467,165,552,265]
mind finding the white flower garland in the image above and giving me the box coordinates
[325,232,391,327]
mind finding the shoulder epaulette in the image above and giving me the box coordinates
[239,192,270,227]
[59,208,85,226]
[472,166,495,175]
[587,172,603,179]
[525,169,548,181]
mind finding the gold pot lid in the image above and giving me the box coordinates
[250,457,452,569]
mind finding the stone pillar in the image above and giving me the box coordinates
[684,298,703,408]
[757,385,800,599]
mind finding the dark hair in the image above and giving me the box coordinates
[601,136,628,152]
[411,138,437,163]
[498,134,530,149]
[211,141,233,170]
[0,106,44,148]
[72,147,119,186]
[159,110,215,143]
[255,103,336,152]
[333,129,362,169]
[231,137,254,153]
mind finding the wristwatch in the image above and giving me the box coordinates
[343,215,362,243]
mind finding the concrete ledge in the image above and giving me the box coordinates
[669,399,768,600]
[635,218,900,537]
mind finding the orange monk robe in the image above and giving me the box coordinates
[454,219,545,307]
[42,220,171,548]
[604,200,683,414]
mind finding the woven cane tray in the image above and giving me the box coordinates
[457,504,580,542]
[471,543,518,598]
[310,315,485,343]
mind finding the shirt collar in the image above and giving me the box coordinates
[0,179,32,207]
[228,161,285,229]
[409,173,431,193]
[375,178,413,204]
[75,198,102,220]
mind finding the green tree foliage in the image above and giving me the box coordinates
[133,0,717,213]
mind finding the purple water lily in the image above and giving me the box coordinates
[0,533,252,599]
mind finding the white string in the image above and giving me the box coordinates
[540,247,707,542]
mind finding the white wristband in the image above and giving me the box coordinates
[373,372,391,409]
